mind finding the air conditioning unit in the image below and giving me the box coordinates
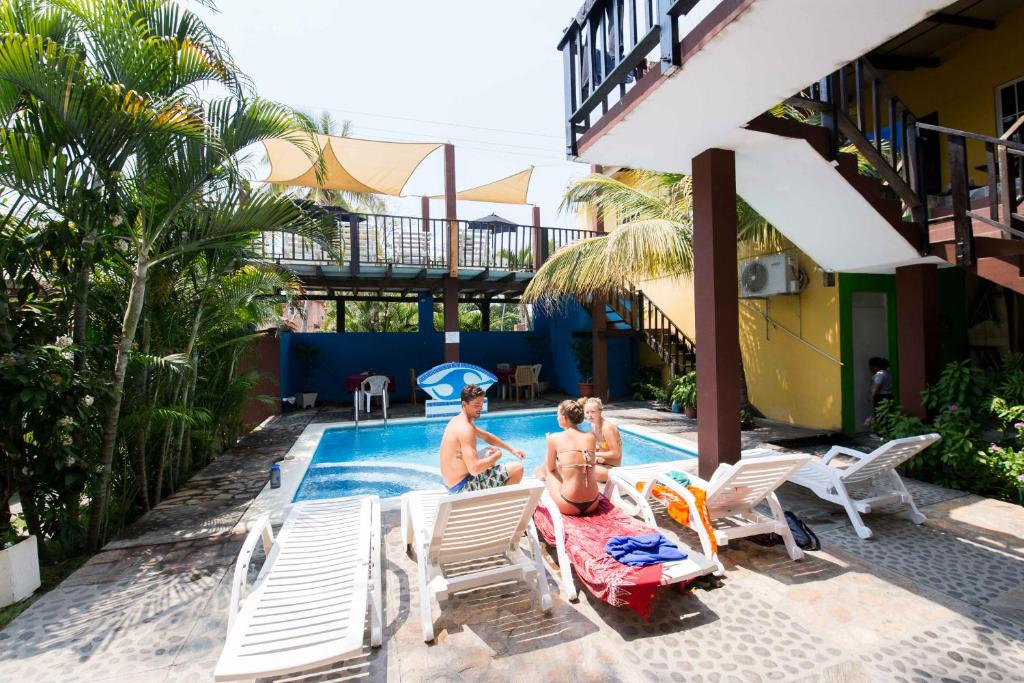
[739,254,804,298]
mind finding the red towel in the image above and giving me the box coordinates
[533,496,665,618]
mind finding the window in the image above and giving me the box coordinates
[996,76,1024,135]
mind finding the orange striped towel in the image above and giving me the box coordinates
[636,481,718,554]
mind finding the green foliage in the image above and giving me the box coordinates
[921,360,985,414]
[630,365,664,401]
[571,338,593,383]
[0,0,336,556]
[523,169,781,306]
[871,357,1024,501]
[670,371,697,408]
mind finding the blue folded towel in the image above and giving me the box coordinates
[605,533,687,566]
[666,470,691,487]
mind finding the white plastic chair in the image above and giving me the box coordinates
[360,375,390,419]
[531,363,543,394]
[400,482,551,641]
[215,496,383,681]
[783,434,941,539]
[608,453,811,570]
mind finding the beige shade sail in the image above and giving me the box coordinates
[263,134,443,196]
[434,167,534,204]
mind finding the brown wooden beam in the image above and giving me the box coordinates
[591,183,608,401]
[480,301,491,332]
[444,144,458,278]
[693,148,741,480]
[896,264,940,419]
[867,54,940,71]
[927,12,996,30]
[443,275,459,362]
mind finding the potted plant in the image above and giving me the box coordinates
[0,529,41,608]
[294,341,320,409]
[671,371,697,418]
[571,338,594,397]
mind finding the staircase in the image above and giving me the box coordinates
[762,57,1024,294]
[603,289,696,376]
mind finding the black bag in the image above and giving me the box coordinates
[784,511,820,551]
[745,511,820,551]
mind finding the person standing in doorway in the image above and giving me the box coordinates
[868,357,894,407]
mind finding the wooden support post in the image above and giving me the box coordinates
[480,301,491,332]
[444,144,458,277]
[443,276,459,362]
[592,194,608,402]
[531,206,543,270]
[335,297,345,333]
[693,148,741,480]
[349,217,360,276]
[896,264,939,420]
[948,135,975,266]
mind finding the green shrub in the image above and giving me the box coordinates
[871,357,1024,502]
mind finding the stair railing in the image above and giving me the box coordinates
[607,287,696,375]
[787,57,930,253]
[915,121,1024,267]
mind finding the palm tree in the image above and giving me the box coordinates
[524,170,779,304]
[523,169,781,410]
[0,0,339,549]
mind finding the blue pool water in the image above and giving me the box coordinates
[293,410,695,501]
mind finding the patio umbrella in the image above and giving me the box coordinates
[469,213,523,269]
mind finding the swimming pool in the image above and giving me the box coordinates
[293,410,696,501]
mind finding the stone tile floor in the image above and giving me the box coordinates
[1,402,1023,682]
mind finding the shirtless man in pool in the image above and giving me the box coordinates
[440,384,525,493]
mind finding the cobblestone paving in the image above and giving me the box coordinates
[1,404,1022,682]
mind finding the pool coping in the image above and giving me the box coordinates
[241,407,707,524]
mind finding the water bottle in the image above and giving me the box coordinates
[270,463,281,489]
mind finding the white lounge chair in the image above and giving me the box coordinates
[783,434,941,539]
[536,491,717,603]
[214,496,383,681]
[608,453,811,570]
[400,482,552,642]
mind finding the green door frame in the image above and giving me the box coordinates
[838,273,899,435]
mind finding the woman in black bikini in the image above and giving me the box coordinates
[534,399,600,516]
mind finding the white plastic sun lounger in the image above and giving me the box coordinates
[537,491,717,602]
[608,453,811,570]
[782,434,941,539]
[214,496,383,681]
[401,482,552,642]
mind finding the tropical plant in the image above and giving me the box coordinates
[571,337,593,383]
[523,169,776,411]
[670,371,697,409]
[523,170,780,305]
[0,0,339,554]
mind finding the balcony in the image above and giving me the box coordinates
[260,210,596,292]
[558,0,953,174]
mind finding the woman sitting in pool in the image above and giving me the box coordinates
[534,399,600,516]
[583,397,622,483]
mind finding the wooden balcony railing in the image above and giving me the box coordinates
[916,121,1024,267]
[559,0,698,158]
[258,212,597,275]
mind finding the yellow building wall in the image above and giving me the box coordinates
[637,249,842,431]
[887,5,1024,187]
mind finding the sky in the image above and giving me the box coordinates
[196,0,589,229]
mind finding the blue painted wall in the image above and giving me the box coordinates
[281,298,633,403]
[534,301,633,399]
